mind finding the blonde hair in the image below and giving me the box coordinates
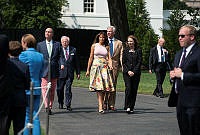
[181,25,197,38]
[21,34,37,48]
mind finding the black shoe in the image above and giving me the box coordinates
[49,109,52,115]
[66,106,72,111]
[153,92,159,97]
[159,91,164,98]
[46,108,52,115]
[59,104,63,109]
[160,94,164,98]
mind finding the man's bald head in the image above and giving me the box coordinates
[158,38,165,47]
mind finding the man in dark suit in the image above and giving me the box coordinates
[169,25,200,135]
[37,28,61,114]
[8,41,30,135]
[0,34,12,135]
[149,38,170,98]
[56,36,80,111]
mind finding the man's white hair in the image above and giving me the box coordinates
[107,26,116,33]
[61,36,70,42]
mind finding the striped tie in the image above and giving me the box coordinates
[65,48,69,61]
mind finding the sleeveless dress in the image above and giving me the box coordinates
[89,43,115,92]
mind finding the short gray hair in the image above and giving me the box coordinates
[61,36,70,42]
[107,26,116,33]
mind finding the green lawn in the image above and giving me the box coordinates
[73,70,172,95]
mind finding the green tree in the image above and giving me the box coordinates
[187,9,200,28]
[163,0,200,29]
[126,0,158,68]
[0,0,68,29]
[162,10,188,61]
[163,0,189,10]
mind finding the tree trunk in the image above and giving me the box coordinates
[107,0,129,43]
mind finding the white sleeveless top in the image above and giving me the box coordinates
[94,43,108,58]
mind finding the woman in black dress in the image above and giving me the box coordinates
[122,35,142,113]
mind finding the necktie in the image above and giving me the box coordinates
[65,48,69,61]
[110,39,113,57]
[47,42,52,57]
[161,47,164,62]
[175,48,187,93]
[179,48,187,67]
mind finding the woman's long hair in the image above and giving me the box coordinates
[93,31,109,46]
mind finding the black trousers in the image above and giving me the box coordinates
[177,101,200,135]
[154,62,167,94]
[123,73,140,110]
[57,77,73,107]
[8,106,26,135]
[0,98,10,135]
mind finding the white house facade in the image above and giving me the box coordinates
[145,0,163,37]
[61,0,163,36]
[61,0,110,30]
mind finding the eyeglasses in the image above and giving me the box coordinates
[178,34,193,38]
[178,35,187,38]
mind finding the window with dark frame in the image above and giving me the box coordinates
[84,0,94,13]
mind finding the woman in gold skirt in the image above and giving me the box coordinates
[86,32,114,114]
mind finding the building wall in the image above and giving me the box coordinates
[180,0,200,8]
[61,0,110,30]
[145,0,163,37]
[163,10,198,30]
[61,0,163,36]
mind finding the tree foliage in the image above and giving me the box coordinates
[162,8,200,62]
[187,9,200,28]
[163,0,189,10]
[167,10,188,31]
[162,10,188,62]
[126,0,158,67]
[0,0,68,29]
[163,0,200,28]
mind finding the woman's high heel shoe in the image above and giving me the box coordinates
[99,110,104,114]
[126,108,130,114]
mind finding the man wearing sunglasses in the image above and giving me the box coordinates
[169,25,200,135]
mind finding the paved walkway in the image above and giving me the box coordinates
[39,87,179,135]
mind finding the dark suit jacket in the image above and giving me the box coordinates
[168,43,200,107]
[37,40,61,78]
[59,46,80,79]
[0,34,12,99]
[122,47,142,75]
[149,46,171,71]
[8,57,30,107]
